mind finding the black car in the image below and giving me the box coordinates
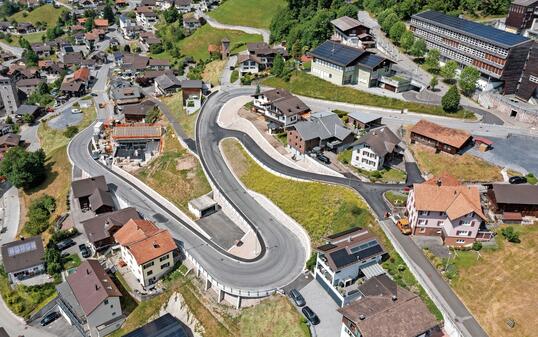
[79,244,91,258]
[40,311,60,326]
[302,306,320,325]
[289,288,306,307]
[57,238,76,251]
[509,176,527,184]
[91,93,98,96]
[316,153,331,164]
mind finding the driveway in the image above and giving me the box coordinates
[298,279,342,337]
[29,303,82,337]
[0,182,19,247]
[48,107,85,129]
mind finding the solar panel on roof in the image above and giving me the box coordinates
[414,10,530,47]
[310,41,365,66]
[330,249,356,269]
[7,241,37,257]
[355,244,384,260]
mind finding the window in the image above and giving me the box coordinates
[456,239,465,244]
[159,255,168,262]
[418,219,427,226]
[144,261,154,269]
[161,262,170,269]
[419,227,426,233]
[147,270,153,276]
[104,299,109,305]
[437,221,443,227]
[112,312,116,316]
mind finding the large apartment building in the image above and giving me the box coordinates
[505,0,538,34]
[0,76,20,116]
[410,10,533,93]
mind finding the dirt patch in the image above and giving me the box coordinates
[176,156,198,171]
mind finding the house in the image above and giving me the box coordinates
[123,313,188,337]
[252,88,310,131]
[119,14,141,39]
[30,43,52,57]
[139,31,161,49]
[406,175,491,246]
[140,0,157,7]
[15,104,41,119]
[410,119,472,154]
[113,219,177,287]
[505,0,538,34]
[0,76,19,116]
[56,260,124,337]
[346,111,382,130]
[246,42,288,69]
[71,176,115,214]
[154,72,181,96]
[111,86,143,105]
[111,124,163,161]
[119,100,158,123]
[350,126,402,172]
[287,111,355,155]
[338,274,439,337]
[314,227,386,307]
[16,22,35,34]
[0,133,21,151]
[487,183,538,218]
[135,6,158,29]
[173,0,192,12]
[81,207,141,251]
[1,236,45,284]
[16,78,45,96]
[237,54,262,74]
[148,58,170,71]
[331,16,375,49]
[310,41,393,86]
[62,52,84,67]
[183,15,201,30]
[94,18,109,29]
[181,80,203,112]
[60,67,91,97]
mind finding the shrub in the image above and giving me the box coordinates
[501,226,520,243]
[63,126,79,138]
[472,241,482,251]
[441,85,460,113]
[305,253,317,271]
[24,195,56,235]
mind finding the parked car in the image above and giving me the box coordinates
[316,153,331,164]
[57,238,76,251]
[302,306,320,325]
[0,227,7,234]
[91,93,98,96]
[40,311,60,326]
[79,244,90,258]
[289,288,306,307]
[71,108,82,114]
[396,218,411,235]
[509,176,527,184]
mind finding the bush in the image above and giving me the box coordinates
[305,253,317,271]
[472,242,482,251]
[63,125,79,138]
[501,226,520,243]
[459,66,480,96]
[441,85,460,113]
[24,195,56,235]
[0,147,46,189]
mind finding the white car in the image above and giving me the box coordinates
[71,108,82,114]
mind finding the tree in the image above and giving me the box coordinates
[441,85,460,113]
[22,113,34,124]
[389,21,406,42]
[150,44,164,54]
[424,48,440,72]
[163,6,179,23]
[410,38,426,58]
[255,83,261,95]
[459,66,480,96]
[103,4,115,23]
[381,13,399,33]
[399,30,414,51]
[429,76,438,91]
[63,126,79,138]
[336,3,358,18]
[377,8,395,28]
[501,226,520,243]
[0,147,46,188]
[123,44,131,53]
[271,54,285,77]
[440,60,458,82]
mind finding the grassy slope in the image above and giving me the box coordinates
[208,0,286,29]
[161,92,197,138]
[263,72,474,119]
[9,4,65,27]
[450,225,538,337]
[135,124,211,215]
[202,59,226,86]
[178,25,262,60]
[221,138,441,319]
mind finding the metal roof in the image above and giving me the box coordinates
[310,40,366,66]
[123,313,187,337]
[413,10,530,48]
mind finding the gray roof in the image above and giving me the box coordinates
[155,72,181,90]
[293,111,353,141]
[347,111,382,124]
[72,176,108,198]
[123,313,188,337]
[0,133,21,147]
[82,207,141,244]
[16,104,39,115]
[121,100,157,116]
[512,0,538,6]
[111,86,143,100]
[355,126,401,158]
[491,184,538,205]
[331,16,371,31]
[89,188,115,211]
[1,236,44,273]
[181,79,203,89]
[271,95,310,117]
[56,281,86,321]
[188,195,217,211]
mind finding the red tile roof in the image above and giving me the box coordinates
[73,67,90,82]
[411,119,471,149]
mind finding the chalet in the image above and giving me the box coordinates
[314,227,386,307]
[139,31,161,49]
[111,124,163,162]
[246,42,288,69]
[154,72,181,96]
[1,236,45,284]
[111,86,143,105]
[183,15,201,30]
[30,43,51,57]
[252,88,310,131]
[331,16,375,49]
[410,119,472,154]
[16,78,45,96]
[346,111,382,130]
[60,67,90,97]
[287,111,354,155]
[487,184,538,218]
[0,133,21,151]
[237,54,262,75]
[135,6,158,29]
[350,126,403,172]
[71,176,115,214]
[81,207,141,251]
[119,100,158,123]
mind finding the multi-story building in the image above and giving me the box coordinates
[113,219,178,288]
[330,16,375,49]
[314,227,386,307]
[406,175,493,246]
[252,88,311,131]
[56,260,125,337]
[0,76,20,116]
[1,236,45,284]
[505,0,538,34]
[350,126,402,172]
[410,10,534,93]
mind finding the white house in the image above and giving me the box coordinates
[135,6,158,29]
[350,126,402,171]
[251,88,310,130]
[113,219,177,288]
[1,236,45,284]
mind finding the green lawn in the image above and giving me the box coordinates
[208,0,286,29]
[9,4,66,27]
[263,72,475,119]
[178,25,262,60]
[384,191,408,208]
[62,254,81,270]
[221,138,441,320]
[1,31,46,47]
[161,92,197,138]
[230,69,239,83]
[337,150,406,183]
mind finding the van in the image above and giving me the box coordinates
[396,218,411,235]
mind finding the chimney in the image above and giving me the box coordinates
[153,241,159,248]
[86,269,91,275]
[392,295,398,301]
[436,179,442,187]
[359,314,366,320]
[95,284,100,291]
